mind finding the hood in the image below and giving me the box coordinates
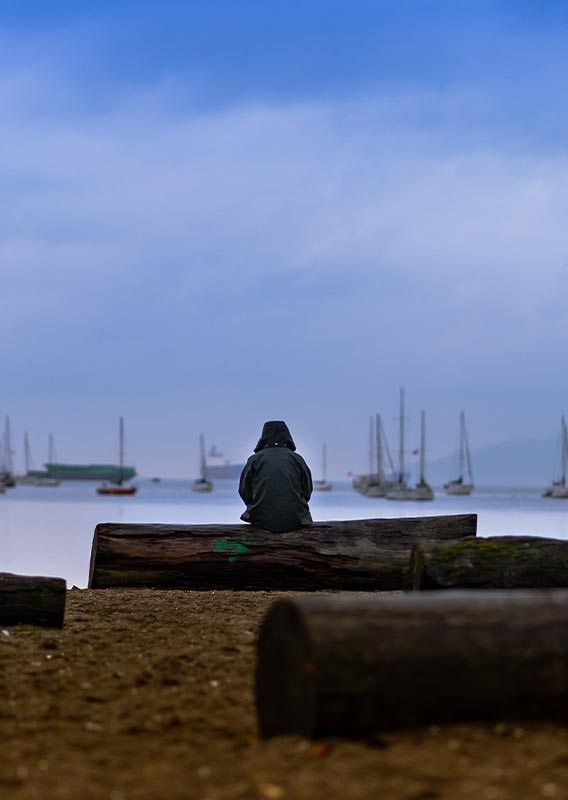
[254,420,296,452]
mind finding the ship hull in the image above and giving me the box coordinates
[42,463,137,482]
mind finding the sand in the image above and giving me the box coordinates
[1,588,568,800]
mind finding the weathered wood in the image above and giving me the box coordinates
[88,515,477,590]
[410,536,568,590]
[256,590,568,738]
[0,572,66,627]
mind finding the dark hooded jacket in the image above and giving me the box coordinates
[239,421,313,533]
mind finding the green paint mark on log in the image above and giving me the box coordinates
[214,540,250,563]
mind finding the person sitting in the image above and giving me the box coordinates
[238,420,313,533]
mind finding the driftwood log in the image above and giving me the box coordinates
[0,572,66,627]
[410,536,568,590]
[256,591,568,738]
[88,515,477,590]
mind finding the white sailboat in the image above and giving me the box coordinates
[97,418,138,496]
[34,433,60,486]
[386,389,414,501]
[16,433,38,485]
[544,416,568,499]
[192,433,213,493]
[412,410,434,501]
[364,413,394,497]
[313,442,332,491]
[1,417,16,488]
[444,412,474,496]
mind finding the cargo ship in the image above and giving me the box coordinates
[30,463,137,482]
[206,445,244,480]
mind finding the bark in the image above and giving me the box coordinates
[0,572,66,627]
[410,536,568,590]
[88,515,477,590]
[256,591,568,738]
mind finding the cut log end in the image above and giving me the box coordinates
[0,573,67,628]
[256,600,316,738]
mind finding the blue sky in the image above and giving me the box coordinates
[2,0,568,478]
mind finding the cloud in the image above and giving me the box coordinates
[1,38,568,471]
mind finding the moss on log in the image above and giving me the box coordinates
[410,536,568,590]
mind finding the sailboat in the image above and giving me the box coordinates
[364,414,394,497]
[192,433,213,493]
[411,410,434,501]
[97,418,138,496]
[34,433,60,486]
[16,433,38,485]
[544,416,568,499]
[1,417,16,488]
[386,389,414,501]
[313,442,333,491]
[444,412,474,495]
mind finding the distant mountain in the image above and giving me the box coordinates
[426,436,561,488]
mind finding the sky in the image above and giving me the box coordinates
[2,0,568,478]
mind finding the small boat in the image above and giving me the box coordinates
[411,410,434,501]
[96,418,138,496]
[151,477,161,483]
[34,477,61,487]
[16,434,60,486]
[313,443,332,492]
[386,389,414,501]
[444,412,474,496]
[544,417,568,499]
[353,414,394,497]
[192,434,213,493]
[1,416,16,488]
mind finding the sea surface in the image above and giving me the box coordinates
[1,479,568,588]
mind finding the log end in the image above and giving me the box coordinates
[256,600,316,738]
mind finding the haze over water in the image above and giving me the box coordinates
[2,480,568,588]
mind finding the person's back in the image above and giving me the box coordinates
[239,420,313,533]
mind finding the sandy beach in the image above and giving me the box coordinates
[0,589,567,799]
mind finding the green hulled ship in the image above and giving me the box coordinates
[30,463,137,482]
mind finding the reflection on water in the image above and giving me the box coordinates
[1,480,568,588]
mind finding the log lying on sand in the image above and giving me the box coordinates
[410,536,568,590]
[0,573,66,627]
[256,591,568,738]
[88,515,477,590]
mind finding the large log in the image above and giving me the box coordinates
[256,591,568,738]
[410,536,568,590]
[88,515,477,590]
[0,573,66,627]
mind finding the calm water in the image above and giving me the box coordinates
[1,479,567,588]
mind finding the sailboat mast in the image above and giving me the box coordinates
[24,432,30,474]
[48,434,55,464]
[322,442,327,482]
[4,417,13,474]
[562,416,567,488]
[200,434,207,481]
[368,416,374,477]
[463,413,474,484]
[459,411,465,481]
[420,410,426,484]
[376,413,383,482]
[119,417,124,482]
[399,388,405,483]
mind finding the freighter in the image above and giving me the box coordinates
[31,463,137,482]
[205,445,245,480]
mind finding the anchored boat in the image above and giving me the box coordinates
[192,434,213,493]
[97,418,138,496]
[444,412,474,496]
